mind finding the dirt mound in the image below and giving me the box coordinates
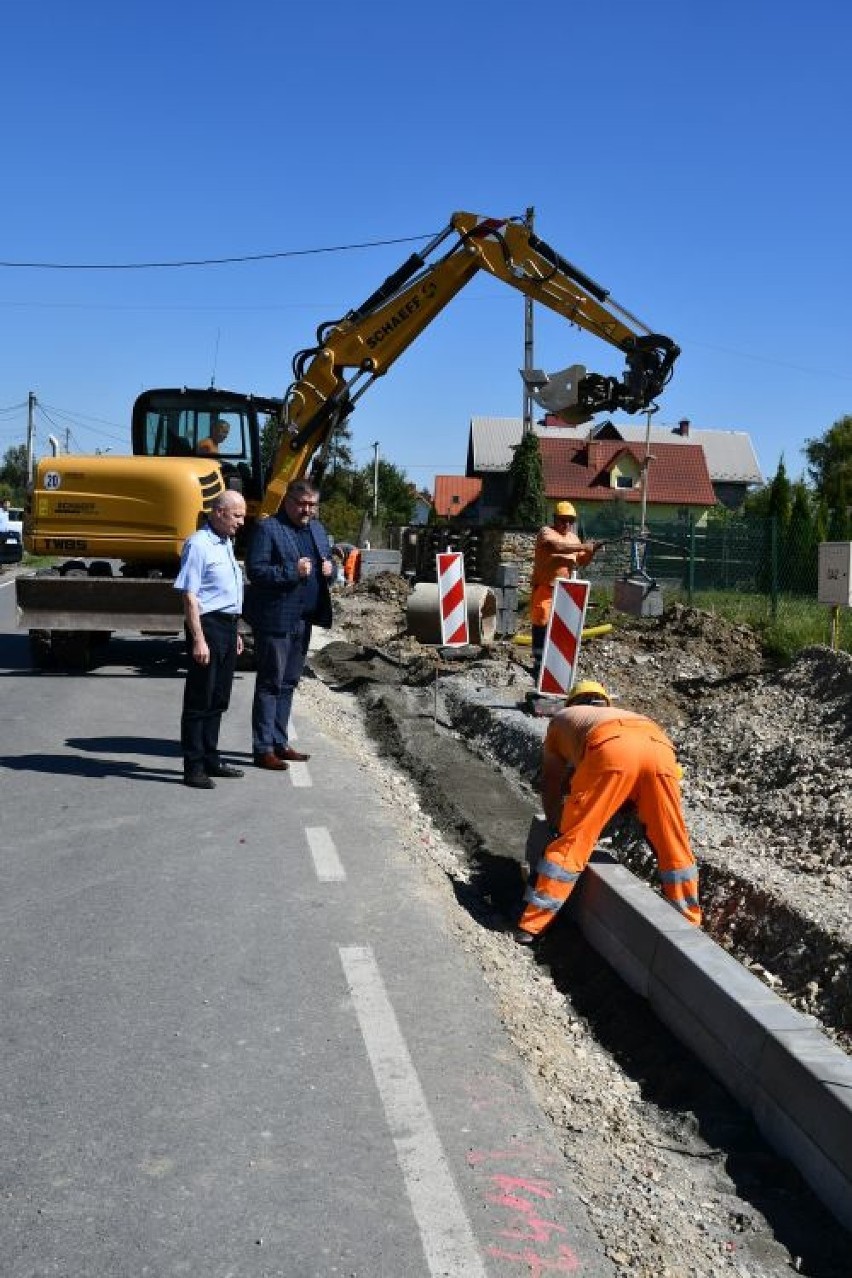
[650,601,766,673]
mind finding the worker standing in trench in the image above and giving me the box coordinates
[530,501,602,683]
[515,680,702,944]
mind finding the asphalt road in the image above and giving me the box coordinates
[0,574,614,1278]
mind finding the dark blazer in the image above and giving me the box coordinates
[243,514,334,634]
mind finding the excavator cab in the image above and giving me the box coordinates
[131,387,282,507]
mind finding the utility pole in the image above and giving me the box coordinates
[522,206,535,436]
[372,441,380,518]
[65,427,71,454]
[26,391,37,482]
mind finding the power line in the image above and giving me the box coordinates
[37,400,124,431]
[35,402,127,447]
[0,232,437,272]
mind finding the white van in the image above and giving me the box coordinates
[1,505,24,564]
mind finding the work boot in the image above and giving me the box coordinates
[512,927,537,946]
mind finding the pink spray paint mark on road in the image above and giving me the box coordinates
[486,1243,581,1275]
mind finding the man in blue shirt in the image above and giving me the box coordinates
[243,479,334,770]
[174,490,247,789]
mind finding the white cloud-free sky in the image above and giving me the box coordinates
[1,0,849,488]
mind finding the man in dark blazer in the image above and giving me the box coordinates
[243,478,334,770]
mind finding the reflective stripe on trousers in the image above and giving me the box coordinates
[519,718,702,936]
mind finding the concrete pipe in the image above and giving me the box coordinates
[405,582,497,647]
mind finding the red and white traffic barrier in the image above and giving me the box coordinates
[538,578,590,694]
[437,552,469,646]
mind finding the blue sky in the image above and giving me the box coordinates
[1,1,850,490]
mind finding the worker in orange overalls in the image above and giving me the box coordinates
[515,679,701,944]
[530,501,601,683]
[343,547,362,585]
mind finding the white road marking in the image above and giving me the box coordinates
[288,761,311,788]
[305,826,345,882]
[286,719,312,785]
[0,576,19,591]
[339,945,487,1278]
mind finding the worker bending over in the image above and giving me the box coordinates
[530,501,600,682]
[516,679,701,944]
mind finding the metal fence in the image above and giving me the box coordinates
[392,517,851,653]
[582,513,851,653]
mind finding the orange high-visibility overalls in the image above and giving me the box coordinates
[343,548,362,584]
[520,715,702,935]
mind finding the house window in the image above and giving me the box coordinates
[615,475,635,489]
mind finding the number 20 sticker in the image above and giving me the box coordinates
[43,471,62,489]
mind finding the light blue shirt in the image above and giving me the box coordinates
[174,524,243,615]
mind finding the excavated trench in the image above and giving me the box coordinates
[311,639,852,1056]
[308,644,852,1271]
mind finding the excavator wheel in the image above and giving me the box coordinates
[27,629,95,671]
[28,630,53,669]
[48,631,96,671]
[59,559,88,578]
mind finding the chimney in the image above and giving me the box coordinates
[677,418,690,437]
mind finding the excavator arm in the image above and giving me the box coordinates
[262,210,680,515]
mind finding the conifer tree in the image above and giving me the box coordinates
[507,431,546,529]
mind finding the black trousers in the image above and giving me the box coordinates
[180,612,239,775]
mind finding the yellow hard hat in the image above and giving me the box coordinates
[566,679,611,705]
[554,501,577,518]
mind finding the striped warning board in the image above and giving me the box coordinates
[538,579,590,694]
[437,552,469,646]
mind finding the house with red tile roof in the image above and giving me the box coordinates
[436,415,735,526]
[433,475,483,519]
[463,414,760,523]
[537,434,716,523]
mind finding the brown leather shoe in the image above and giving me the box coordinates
[254,751,288,771]
[274,745,311,763]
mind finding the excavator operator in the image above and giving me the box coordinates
[515,679,702,944]
[198,419,231,457]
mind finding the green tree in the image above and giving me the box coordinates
[0,443,28,495]
[368,459,415,528]
[325,420,354,480]
[804,416,852,518]
[318,492,363,544]
[259,411,282,475]
[743,483,771,520]
[506,431,546,529]
[767,455,792,528]
[785,482,818,594]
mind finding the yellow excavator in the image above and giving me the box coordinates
[16,210,679,666]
